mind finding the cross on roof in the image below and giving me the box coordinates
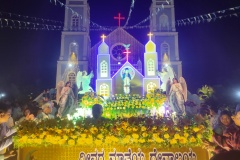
[101,34,106,42]
[114,13,125,27]
[148,32,153,40]
[124,48,131,61]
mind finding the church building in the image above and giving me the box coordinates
[56,0,182,98]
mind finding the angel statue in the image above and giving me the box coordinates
[157,65,175,92]
[56,81,76,118]
[168,77,187,116]
[76,70,94,94]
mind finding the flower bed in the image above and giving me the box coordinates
[14,115,212,149]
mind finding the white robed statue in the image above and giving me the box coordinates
[168,77,187,116]
[56,81,76,118]
[76,71,94,94]
[157,65,175,92]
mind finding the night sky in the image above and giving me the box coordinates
[0,0,240,100]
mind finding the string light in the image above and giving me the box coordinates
[123,0,135,27]
[0,11,63,24]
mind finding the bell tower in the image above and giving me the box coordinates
[150,0,182,78]
[56,0,90,84]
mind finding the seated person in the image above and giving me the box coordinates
[91,104,106,125]
[213,110,233,153]
[0,103,17,160]
[222,106,240,151]
[17,108,35,124]
[36,103,54,121]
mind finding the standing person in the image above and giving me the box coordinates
[57,82,76,118]
[0,103,16,160]
[169,78,186,116]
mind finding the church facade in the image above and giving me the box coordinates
[56,0,182,97]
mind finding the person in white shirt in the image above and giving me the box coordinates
[36,103,54,121]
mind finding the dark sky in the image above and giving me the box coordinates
[0,0,240,99]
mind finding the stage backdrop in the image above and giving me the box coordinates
[18,146,209,160]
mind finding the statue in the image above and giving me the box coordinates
[168,77,187,116]
[56,81,76,118]
[76,71,94,94]
[122,68,132,94]
[157,65,175,92]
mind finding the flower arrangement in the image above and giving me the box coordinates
[80,91,166,119]
[14,115,212,149]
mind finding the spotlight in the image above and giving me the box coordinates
[237,91,240,97]
[68,63,73,67]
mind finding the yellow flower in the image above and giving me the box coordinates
[189,136,196,143]
[132,133,139,139]
[193,127,200,132]
[142,132,148,138]
[80,134,87,138]
[58,139,66,145]
[174,134,180,139]
[170,139,177,145]
[68,139,75,145]
[197,133,202,139]
[95,139,102,146]
[164,133,170,139]
[184,133,189,138]
[148,139,154,143]
[179,137,187,144]
[152,133,159,139]
[141,126,147,132]
[155,138,164,143]
[184,126,188,130]
[97,134,103,139]
[163,127,168,132]
[133,127,138,132]
[56,129,62,134]
[139,138,145,143]
[152,126,157,131]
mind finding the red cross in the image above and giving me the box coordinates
[114,13,125,27]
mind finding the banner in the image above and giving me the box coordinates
[18,146,209,160]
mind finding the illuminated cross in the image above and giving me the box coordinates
[101,34,106,42]
[114,13,125,27]
[148,32,153,40]
[124,49,131,61]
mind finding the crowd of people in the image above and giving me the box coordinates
[1,88,240,159]
[197,104,240,159]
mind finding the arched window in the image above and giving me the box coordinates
[161,42,170,60]
[71,14,80,30]
[147,59,155,76]
[147,82,156,94]
[100,60,108,77]
[100,83,109,97]
[159,13,169,31]
[68,72,76,85]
